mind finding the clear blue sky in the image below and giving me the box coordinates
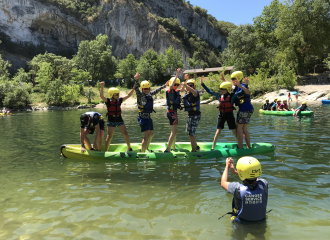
[188,0,275,25]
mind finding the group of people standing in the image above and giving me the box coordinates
[79,69,254,153]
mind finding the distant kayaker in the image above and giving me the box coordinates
[80,112,105,152]
[295,93,298,102]
[164,68,183,153]
[288,92,292,102]
[134,72,168,153]
[270,98,277,111]
[181,75,201,152]
[221,157,268,223]
[100,82,135,152]
[272,99,281,111]
[293,101,311,116]
[278,99,289,111]
[261,99,271,110]
[200,77,236,151]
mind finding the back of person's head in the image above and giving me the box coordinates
[236,157,262,182]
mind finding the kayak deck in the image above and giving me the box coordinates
[61,142,275,161]
[259,109,313,116]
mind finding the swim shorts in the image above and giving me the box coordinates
[167,111,178,125]
[186,114,201,136]
[107,121,124,128]
[137,117,153,132]
[217,112,236,130]
[236,110,254,124]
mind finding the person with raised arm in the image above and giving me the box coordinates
[100,82,135,152]
[134,72,168,152]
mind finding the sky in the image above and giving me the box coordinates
[187,0,276,25]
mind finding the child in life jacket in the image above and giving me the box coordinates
[80,112,105,152]
[200,77,236,150]
[134,72,168,152]
[270,98,277,111]
[221,157,268,223]
[100,82,135,152]
[181,75,201,152]
[272,99,281,111]
[164,68,183,153]
[293,101,311,116]
[278,99,289,111]
[260,99,271,110]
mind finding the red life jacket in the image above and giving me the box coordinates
[218,94,235,113]
[107,99,122,116]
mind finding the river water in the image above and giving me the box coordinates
[0,103,329,240]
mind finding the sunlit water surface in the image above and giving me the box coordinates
[0,103,329,240]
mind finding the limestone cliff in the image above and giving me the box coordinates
[0,0,228,68]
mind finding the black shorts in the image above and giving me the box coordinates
[88,119,105,134]
[217,112,236,130]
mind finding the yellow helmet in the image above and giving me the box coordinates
[169,77,181,86]
[187,79,196,88]
[302,101,307,105]
[220,82,232,92]
[274,98,278,101]
[108,87,120,97]
[236,157,262,181]
[277,98,282,102]
[140,80,150,89]
[231,71,243,81]
[266,99,269,101]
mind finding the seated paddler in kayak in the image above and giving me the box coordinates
[100,82,135,152]
[221,157,269,223]
[80,112,105,152]
[293,101,311,116]
[164,68,183,153]
[278,99,289,111]
[260,99,271,111]
[200,77,237,151]
[134,72,168,153]
[181,74,201,152]
[271,98,281,111]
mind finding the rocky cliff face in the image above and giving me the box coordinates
[0,0,227,67]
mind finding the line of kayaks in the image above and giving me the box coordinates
[322,100,330,104]
[61,142,275,161]
[259,109,314,116]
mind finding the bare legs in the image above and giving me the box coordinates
[166,125,177,151]
[141,130,154,152]
[105,124,131,151]
[237,124,250,149]
[118,124,131,150]
[189,135,197,152]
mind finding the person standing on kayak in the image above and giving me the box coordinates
[80,112,105,152]
[200,77,236,151]
[221,71,253,149]
[221,157,268,223]
[181,75,201,152]
[134,72,168,152]
[164,68,183,153]
[100,82,135,152]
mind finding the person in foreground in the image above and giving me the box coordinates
[293,101,311,116]
[134,72,168,152]
[221,156,268,223]
[165,68,183,153]
[80,112,105,152]
[200,77,236,150]
[100,82,135,152]
[182,75,201,152]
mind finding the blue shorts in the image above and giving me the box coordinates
[107,121,124,127]
[137,117,153,132]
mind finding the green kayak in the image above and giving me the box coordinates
[61,142,275,161]
[259,109,314,116]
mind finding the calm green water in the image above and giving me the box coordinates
[0,103,329,240]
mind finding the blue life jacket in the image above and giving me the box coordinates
[85,112,102,119]
[137,94,154,113]
[183,91,200,112]
[233,181,267,222]
[166,89,181,111]
[231,84,253,111]
[84,112,102,132]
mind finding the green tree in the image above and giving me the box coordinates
[274,0,330,74]
[46,79,63,105]
[62,84,81,106]
[12,68,31,83]
[2,81,33,109]
[84,87,95,104]
[0,53,11,82]
[35,62,53,92]
[164,46,184,73]
[73,34,117,84]
[116,54,137,79]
